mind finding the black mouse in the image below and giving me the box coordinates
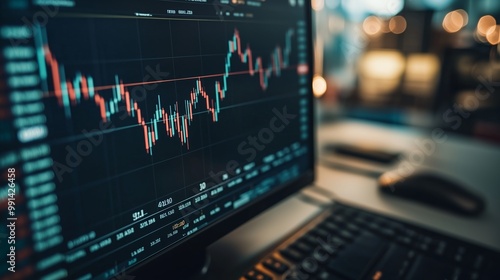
[379,171,485,216]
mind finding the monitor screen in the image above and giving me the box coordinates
[0,0,313,279]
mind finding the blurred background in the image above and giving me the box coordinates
[311,0,500,144]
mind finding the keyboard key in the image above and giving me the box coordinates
[262,257,289,275]
[332,236,346,249]
[414,235,434,253]
[454,246,467,263]
[368,221,381,232]
[364,217,381,228]
[419,243,429,252]
[358,212,375,222]
[452,268,481,280]
[444,242,460,262]
[397,236,412,246]
[434,240,448,257]
[307,239,342,265]
[461,249,483,269]
[472,254,485,270]
[293,241,314,254]
[321,221,340,233]
[469,271,480,280]
[327,232,387,279]
[421,235,434,244]
[450,267,462,280]
[346,223,360,234]
[311,228,330,239]
[399,260,412,278]
[300,258,320,275]
[406,255,454,280]
[316,270,332,280]
[354,216,368,225]
[454,268,484,280]
[280,247,304,262]
[338,230,355,242]
[300,233,319,245]
[407,250,416,259]
[245,268,272,280]
[329,214,347,225]
[311,250,335,265]
[403,229,417,238]
[396,228,416,246]
[379,228,396,238]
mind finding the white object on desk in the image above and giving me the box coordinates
[315,120,500,250]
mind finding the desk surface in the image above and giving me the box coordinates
[206,120,500,279]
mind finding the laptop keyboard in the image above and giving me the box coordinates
[241,203,500,280]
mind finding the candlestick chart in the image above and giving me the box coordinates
[34,22,298,155]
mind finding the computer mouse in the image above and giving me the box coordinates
[378,171,485,216]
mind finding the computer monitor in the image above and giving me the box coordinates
[0,0,313,279]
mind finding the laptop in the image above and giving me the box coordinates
[0,1,498,279]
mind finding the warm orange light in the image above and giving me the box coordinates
[363,16,383,36]
[403,54,440,96]
[359,50,406,80]
[373,271,383,280]
[312,75,327,98]
[443,10,467,33]
[358,50,406,97]
[477,15,496,36]
[389,16,407,34]
[405,54,440,81]
[486,25,500,45]
[312,0,325,11]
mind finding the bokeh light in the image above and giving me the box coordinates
[442,10,467,33]
[313,75,327,98]
[389,16,407,34]
[312,0,325,11]
[486,25,500,45]
[477,15,496,37]
[363,16,383,36]
[360,50,406,80]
